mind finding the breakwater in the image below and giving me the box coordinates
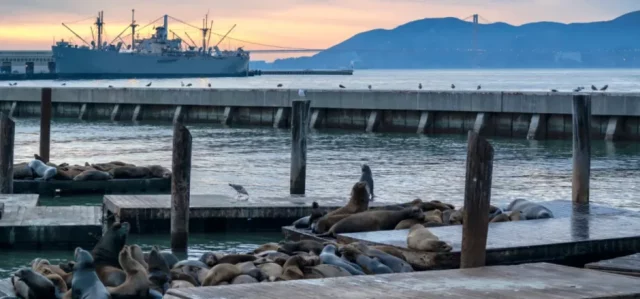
[1,87,639,140]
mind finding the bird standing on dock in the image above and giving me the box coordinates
[62,83,66,86]
[451,84,455,89]
[186,83,192,87]
[600,84,609,91]
[208,83,211,88]
[298,89,306,98]
[146,82,152,87]
[181,81,185,87]
[418,83,422,90]
[591,85,597,91]
[108,85,114,88]
[551,89,558,92]
[477,85,481,90]
[229,183,249,201]
[339,84,346,89]
[574,87,581,92]
[368,85,372,90]
[277,84,283,88]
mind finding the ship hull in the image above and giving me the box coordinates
[52,46,250,79]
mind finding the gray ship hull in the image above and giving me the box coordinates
[52,46,250,79]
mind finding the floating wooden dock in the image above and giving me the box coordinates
[13,178,170,196]
[0,278,13,297]
[103,194,387,233]
[164,263,640,299]
[0,194,101,249]
[585,253,640,277]
[284,200,640,270]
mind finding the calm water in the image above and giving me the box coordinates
[12,69,640,92]
[2,69,640,278]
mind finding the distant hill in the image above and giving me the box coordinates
[266,11,640,69]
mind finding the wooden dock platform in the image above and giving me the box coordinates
[103,194,387,233]
[13,178,170,196]
[0,194,101,249]
[164,263,640,299]
[586,253,640,277]
[0,278,13,297]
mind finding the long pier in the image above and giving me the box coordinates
[0,87,638,140]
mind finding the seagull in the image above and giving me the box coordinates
[229,183,249,196]
[418,83,422,90]
[339,84,346,89]
[13,82,17,86]
[146,82,152,87]
[108,85,114,88]
[277,84,283,88]
[591,85,597,91]
[551,89,558,93]
[573,87,581,92]
[61,83,66,86]
[7,83,12,86]
[368,85,372,90]
[186,83,192,87]
[181,81,185,87]
[600,84,608,91]
[208,83,211,88]
[477,85,481,90]
[451,84,455,89]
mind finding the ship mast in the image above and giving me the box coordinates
[95,11,104,50]
[131,9,138,49]
[201,13,210,54]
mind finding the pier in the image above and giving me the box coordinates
[1,87,640,140]
[13,177,170,196]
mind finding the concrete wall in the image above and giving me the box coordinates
[0,87,638,140]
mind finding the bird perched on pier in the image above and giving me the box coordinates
[186,83,192,87]
[591,85,597,91]
[277,83,283,88]
[368,85,372,90]
[477,85,481,90]
[208,83,211,88]
[359,164,374,201]
[229,183,249,197]
[451,84,455,89]
[181,81,185,87]
[551,89,558,92]
[573,87,581,92]
[62,83,66,86]
[108,85,114,88]
[600,84,609,91]
[146,82,152,87]
[418,83,422,90]
[339,84,346,89]
[298,89,306,98]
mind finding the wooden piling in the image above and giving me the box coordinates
[39,88,52,163]
[460,131,494,269]
[170,122,192,252]
[572,95,591,205]
[290,99,310,195]
[0,113,14,194]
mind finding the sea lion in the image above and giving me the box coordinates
[257,263,282,282]
[359,164,374,201]
[424,209,443,224]
[31,258,72,287]
[107,245,151,299]
[490,213,510,223]
[324,181,370,218]
[73,170,113,181]
[172,259,209,270]
[92,222,129,287]
[252,243,280,254]
[45,273,68,294]
[236,262,262,281]
[147,247,171,294]
[130,245,148,270]
[12,268,59,299]
[28,159,57,181]
[394,218,423,230]
[353,242,413,273]
[293,202,325,229]
[509,210,524,221]
[339,245,393,275]
[109,166,151,179]
[255,251,290,263]
[505,199,554,220]
[91,162,136,172]
[319,207,424,238]
[216,254,256,265]
[313,213,352,234]
[202,264,241,286]
[303,264,352,279]
[415,200,454,212]
[197,252,223,268]
[407,224,452,252]
[278,240,324,255]
[442,209,454,225]
[159,252,179,269]
[170,270,200,287]
[13,162,34,179]
[379,198,423,211]
[370,245,407,261]
[231,275,259,284]
[170,280,195,289]
[281,256,309,281]
[71,247,110,299]
[319,244,365,275]
[147,165,171,179]
[449,209,463,224]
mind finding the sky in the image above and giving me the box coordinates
[1,0,639,61]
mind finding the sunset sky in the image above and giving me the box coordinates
[1,0,638,61]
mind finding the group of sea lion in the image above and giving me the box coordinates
[5,221,421,298]
[12,154,171,182]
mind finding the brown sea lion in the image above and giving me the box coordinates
[509,210,524,221]
[92,222,129,287]
[216,254,256,265]
[490,213,510,223]
[280,255,319,281]
[170,270,200,287]
[147,246,171,293]
[313,213,352,234]
[252,243,280,254]
[198,252,224,268]
[319,207,424,238]
[407,224,452,252]
[430,200,455,210]
[303,264,352,279]
[415,200,453,212]
[324,181,370,218]
[107,245,150,298]
[109,166,151,179]
[202,264,241,286]
[257,263,282,282]
[231,274,259,284]
[129,244,148,270]
[148,165,171,179]
[92,162,136,172]
[31,258,72,287]
[394,218,423,230]
[74,170,113,181]
[424,209,443,223]
[170,280,195,289]
[379,198,423,211]
[370,245,407,261]
[449,209,464,224]
[278,240,324,255]
[12,268,58,299]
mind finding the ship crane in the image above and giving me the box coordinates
[215,24,237,48]
[184,32,198,49]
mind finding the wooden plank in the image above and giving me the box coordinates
[586,253,640,276]
[13,178,170,196]
[165,263,640,299]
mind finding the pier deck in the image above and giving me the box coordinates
[104,194,387,233]
[586,253,640,277]
[13,178,170,196]
[164,263,640,299]
[0,194,101,249]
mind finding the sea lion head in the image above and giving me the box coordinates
[408,206,424,220]
[199,252,218,268]
[361,164,371,174]
[149,246,171,272]
[321,244,337,255]
[74,247,95,270]
[308,202,325,225]
[351,181,369,203]
[338,244,362,261]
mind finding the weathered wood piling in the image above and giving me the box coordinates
[0,113,14,194]
[170,122,192,252]
[460,131,494,269]
[290,99,310,195]
[572,95,591,204]
[39,87,52,163]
